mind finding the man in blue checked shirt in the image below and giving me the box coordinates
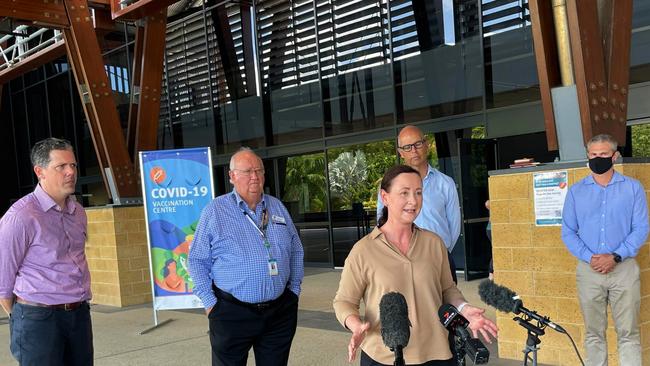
[377,125,461,283]
[562,134,649,366]
[188,147,304,366]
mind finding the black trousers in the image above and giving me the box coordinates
[208,288,299,366]
[10,302,93,366]
[448,250,457,284]
[360,351,455,366]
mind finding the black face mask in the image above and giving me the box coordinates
[588,156,614,175]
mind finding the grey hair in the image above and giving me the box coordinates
[229,146,255,170]
[30,137,74,167]
[586,134,618,152]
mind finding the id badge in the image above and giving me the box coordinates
[268,259,279,276]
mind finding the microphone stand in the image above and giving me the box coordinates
[391,345,405,366]
[453,333,466,366]
[514,316,545,366]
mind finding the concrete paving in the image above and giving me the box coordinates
[0,268,544,365]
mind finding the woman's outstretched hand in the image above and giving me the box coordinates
[461,304,499,343]
[344,315,371,363]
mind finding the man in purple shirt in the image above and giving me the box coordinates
[0,138,93,366]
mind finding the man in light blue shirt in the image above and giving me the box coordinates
[377,125,461,282]
[188,147,304,366]
[562,134,648,366]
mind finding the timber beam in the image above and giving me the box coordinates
[0,41,67,85]
[126,24,145,158]
[64,0,140,200]
[530,0,633,148]
[528,0,561,150]
[110,0,179,20]
[566,0,632,146]
[0,0,70,28]
[133,9,167,156]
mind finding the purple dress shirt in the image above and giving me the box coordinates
[0,184,91,304]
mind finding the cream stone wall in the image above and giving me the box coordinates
[489,164,650,366]
[85,205,152,307]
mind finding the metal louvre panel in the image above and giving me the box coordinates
[256,0,295,90]
[255,0,422,89]
[481,0,530,36]
[163,11,212,123]
[160,4,250,123]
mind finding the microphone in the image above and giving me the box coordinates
[478,280,566,334]
[438,304,489,364]
[379,292,410,366]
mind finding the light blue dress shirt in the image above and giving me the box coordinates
[188,190,304,309]
[376,165,461,252]
[561,171,649,263]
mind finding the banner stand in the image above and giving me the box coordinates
[138,148,215,334]
[140,314,173,335]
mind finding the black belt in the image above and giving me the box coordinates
[212,285,285,311]
[16,297,86,311]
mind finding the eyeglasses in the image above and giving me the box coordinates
[233,168,265,177]
[398,139,426,152]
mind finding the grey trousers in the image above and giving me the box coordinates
[576,258,641,366]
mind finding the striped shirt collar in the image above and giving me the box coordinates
[231,188,266,211]
[34,184,77,214]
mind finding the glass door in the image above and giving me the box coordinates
[457,138,497,280]
[276,152,331,265]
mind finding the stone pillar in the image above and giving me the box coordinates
[488,163,650,366]
[85,205,152,307]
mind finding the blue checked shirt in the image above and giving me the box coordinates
[188,190,304,309]
[562,171,649,263]
[376,165,461,252]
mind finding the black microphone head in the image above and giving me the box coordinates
[438,303,469,330]
[478,280,519,314]
[379,292,410,349]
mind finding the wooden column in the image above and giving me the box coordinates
[64,0,139,199]
[126,24,145,158]
[567,0,631,145]
[133,9,167,155]
[528,0,561,150]
[529,0,633,148]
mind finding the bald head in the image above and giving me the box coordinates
[229,147,260,170]
[398,125,424,146]
[397,125,429,170]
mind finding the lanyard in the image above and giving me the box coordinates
[242,208,273,258]
[243,208,268,237]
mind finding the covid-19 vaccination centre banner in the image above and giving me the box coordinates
[140,148,214,311]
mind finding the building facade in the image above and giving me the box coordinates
[2,0,650,270]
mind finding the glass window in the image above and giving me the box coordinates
[11,90,34,188]
[270,83,323,145]
[324,64,394,136]
[394,2,484,123]
[277,152,330,264]
[630,0,650,83]
[47,73,76,139]
[214,96,266,154]
[631,123,650,157]
[45,56,70,78]
[25,83,49,143]
[23,67,44,89]
[328,139,396,266]
[278,152,327,219]
[482,1,540,108]
[104,49,132,127]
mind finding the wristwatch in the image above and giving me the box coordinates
[612,253,622,263]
